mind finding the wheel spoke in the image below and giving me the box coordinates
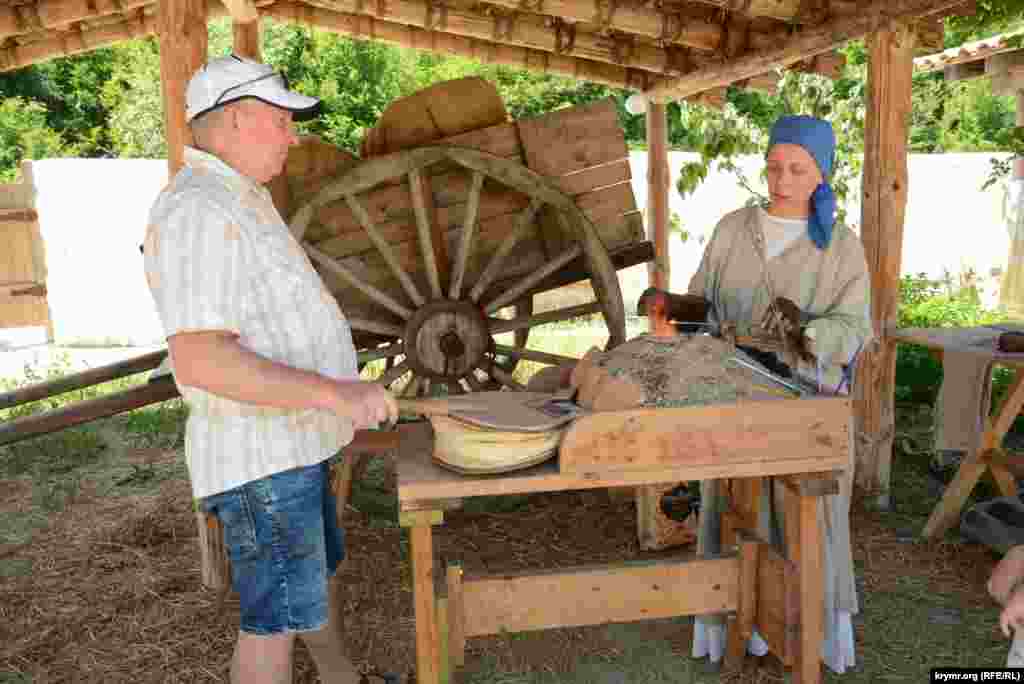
[376,360,411,387]
[409,168,443,299]
[449,171,485,300]
[305,242,413,320]
[484,245,583,314]
[347,318,403,338]
[468,198,542,303]
[343,193,425,307]
[489,365,525,391]
[488,302,603,334]
[357,342,405,364]
[492,344,578,367]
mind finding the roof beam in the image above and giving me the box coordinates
[0,10,156,71]
[0,0,152,41]
[646,0,969,99]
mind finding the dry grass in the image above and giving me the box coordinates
[0,391,1018,683]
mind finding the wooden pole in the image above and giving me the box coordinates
[0,350,167,410]
[233,18,261,60]
[854,22,915,507]
[644,0,965,99]
[1016,92,1024,180]
[158,0,209,175]
[646,100,670,290]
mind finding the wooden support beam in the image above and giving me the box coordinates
[264,2,834,100]
[0,0,151,40]
[0,349,167,410]
[0,376,180,447]
[460,557,739,636]
[158,0,208,175]
[645,0,966,99]
[222,0,259,23]
[1016,92,1024,180]
[0,11,156,72]
[232,17,261,59]
[646,101,670,290]
[854,22,915,506]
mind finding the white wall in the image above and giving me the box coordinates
[3,153,1017,349]
[29,159,169,346]
[625,151,1016,311]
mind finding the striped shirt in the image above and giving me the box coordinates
[144,147,358,499]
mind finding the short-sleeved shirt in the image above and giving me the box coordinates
[144,147,358,499]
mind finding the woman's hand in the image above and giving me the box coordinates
[762,297,815,363]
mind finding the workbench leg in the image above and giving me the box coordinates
[795,493,823,684]
[924,369,1024,539]
[403,510,443,684]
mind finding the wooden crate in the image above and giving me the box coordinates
[558,398,852,478]
[294,98,642,330]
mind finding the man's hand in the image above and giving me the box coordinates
[1002,588,1024,637]
[990,546,1024,606]
[326,381,399,430]
[762,297,815,362]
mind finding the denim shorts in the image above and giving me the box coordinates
[198,460,344,635]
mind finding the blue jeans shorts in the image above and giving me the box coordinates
[198,460,344,635]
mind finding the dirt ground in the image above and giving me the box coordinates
[0,424,1014,684]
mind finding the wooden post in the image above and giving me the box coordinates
[1016,91,1024,180]
[646,100,670,290]
[233,19,261,60]
[158,0,208,176]
[853,22,914,508]
[402,509,443,684]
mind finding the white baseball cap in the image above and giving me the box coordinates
[185,54,321,123]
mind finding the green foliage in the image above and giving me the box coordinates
[0,97,76,181]
[893,273,1005,405]
[673,44,867,227]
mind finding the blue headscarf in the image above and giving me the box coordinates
[767,115,836,250]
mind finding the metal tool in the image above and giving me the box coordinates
[728,355,807,396]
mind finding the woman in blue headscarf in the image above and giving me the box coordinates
[687,115,873,674]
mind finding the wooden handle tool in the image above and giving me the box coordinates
[397,397,484,417]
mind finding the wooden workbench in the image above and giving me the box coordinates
[892,327,1024,539]
[394,397,852,684]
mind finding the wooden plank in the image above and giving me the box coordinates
[0,349,167,410]
[559,398,851,475]
[797,493,824,684]
[517,99,628,178]
[756,542,799,667]
[395,421,852,504]
[780,472,841,497]
[0,375,180,447]
[854,22,915,507]
[446,564,466,668]
[646,101,670,290]
[726,536,761,668]
[410,522,440,684]
[461,556,738,636]
[647,0,962,99]
[436,597,450,684]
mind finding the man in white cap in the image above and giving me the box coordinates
[143,54,398,684]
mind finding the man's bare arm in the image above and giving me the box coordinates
[168,331,396,428]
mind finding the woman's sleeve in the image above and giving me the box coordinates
[804,230,874,367]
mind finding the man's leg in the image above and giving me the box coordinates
[231,632,295,684]
[299,578,361,684]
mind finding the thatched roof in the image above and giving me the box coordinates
[0,0,971,100]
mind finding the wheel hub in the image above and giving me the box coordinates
[403,300,492,381]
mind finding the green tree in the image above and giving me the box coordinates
[0,97,77,181]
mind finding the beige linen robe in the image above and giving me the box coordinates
[688,206,873,669]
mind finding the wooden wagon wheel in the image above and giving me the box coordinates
[290,146,625,395]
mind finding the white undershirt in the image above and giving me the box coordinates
[758,207,807,259]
